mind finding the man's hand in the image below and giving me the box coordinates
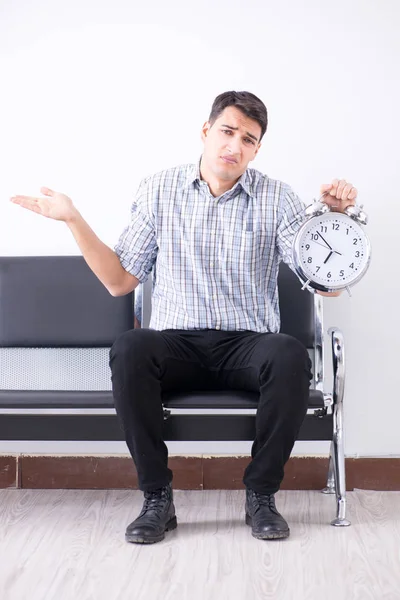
[320,179,357,213]
[10,187,78,223]
[316,290,342,297]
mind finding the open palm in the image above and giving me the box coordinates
[10,187,76,222]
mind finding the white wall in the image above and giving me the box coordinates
[0,0,399,457]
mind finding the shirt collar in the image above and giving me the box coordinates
[184,156,256,199]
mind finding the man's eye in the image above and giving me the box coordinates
[244,138,254,145]
[222,129,232,135]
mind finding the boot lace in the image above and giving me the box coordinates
[142,487,169,515]
[252,491,279,514]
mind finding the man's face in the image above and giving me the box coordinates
[201,106,262,182]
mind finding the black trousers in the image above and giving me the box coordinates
[109,328,312,495]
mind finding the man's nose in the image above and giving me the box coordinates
[226,136,241,154]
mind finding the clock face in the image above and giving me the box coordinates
[293,212,371,290]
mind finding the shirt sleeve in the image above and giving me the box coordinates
[276,186,307,272]
[113,178,158,284]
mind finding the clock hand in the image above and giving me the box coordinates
[317,232,332,250]
[313,240,335,251]
[323,251,333,264]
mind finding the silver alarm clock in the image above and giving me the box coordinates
[292,195,371,295]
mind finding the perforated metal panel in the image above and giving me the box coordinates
[0,348,112,391]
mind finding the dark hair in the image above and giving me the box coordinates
[208,91,268,141]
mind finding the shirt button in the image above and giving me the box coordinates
[210,262,214,267]
[215,325,221,330]
[212,294,217,299]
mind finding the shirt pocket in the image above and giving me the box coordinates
[219,228,263,272]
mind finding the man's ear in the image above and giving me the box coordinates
[201,121,211,142]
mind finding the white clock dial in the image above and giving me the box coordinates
[293,212,370,290]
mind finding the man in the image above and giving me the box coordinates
[10,90,357,544]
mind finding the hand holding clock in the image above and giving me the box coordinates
[292,177,370,297]
[319,179,357,213]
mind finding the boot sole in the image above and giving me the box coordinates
[245,513,290,540]
[125,515,178,544]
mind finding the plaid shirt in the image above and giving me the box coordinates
[114,159,305,333]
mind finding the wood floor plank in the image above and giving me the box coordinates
[0,489,399,600]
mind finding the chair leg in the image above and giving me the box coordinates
[321,440,335,494]
[330,404,351,527]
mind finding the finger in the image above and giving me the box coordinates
[340,183,354,201]
[40,187,55,196]
[348,186,358,201]
[329,178,340,196]
[11,195,39,203]
[335,179,347,199]
[10,195,40,209]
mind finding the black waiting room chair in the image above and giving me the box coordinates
[0,255,349,526]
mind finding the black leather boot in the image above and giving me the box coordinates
[125,483,177,544]
[245,488,290,540]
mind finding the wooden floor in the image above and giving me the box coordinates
[0,489,399,600]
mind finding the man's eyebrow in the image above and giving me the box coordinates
[220,124,259,142]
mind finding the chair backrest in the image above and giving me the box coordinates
[0,255,135,393]
[0,256,134,347]
[277,262,315,347]
[139,262,316,346]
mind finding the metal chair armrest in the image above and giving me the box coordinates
[139,271,153,329]
[328,327,345,408]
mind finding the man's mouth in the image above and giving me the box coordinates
[221,156,237,164]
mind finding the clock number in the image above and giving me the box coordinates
[327,272,332,279]
[332,224,339,231]
[311,234,319,240]
[316,266,321,272]
[340,270,344,277]
[307,257,312,263]
[305,244,310,250]
[349,263,354,269]
[346,228,349,235]
[321,226,327,233]
[353,238,358,245]
[355,251,360,257]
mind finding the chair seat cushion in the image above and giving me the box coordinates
[162,389,325,409]
[0,389,325,409]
